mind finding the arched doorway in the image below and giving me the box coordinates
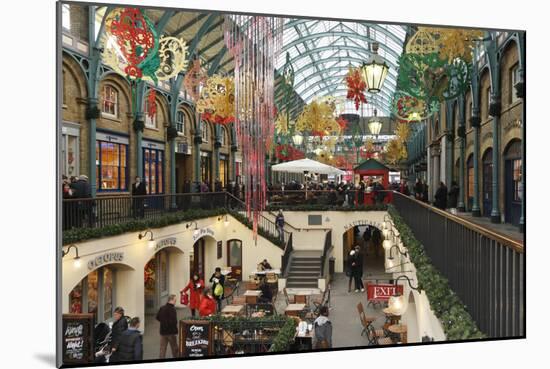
[189,235,218,282]
[144,246,184,315]
[342,225,384,277]
[227,239,243,281]
[69,263,134,325]
[482,148,493,217]
[504,140,522,225]
[466,154,474,210]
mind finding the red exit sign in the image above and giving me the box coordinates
[367,283,404,301]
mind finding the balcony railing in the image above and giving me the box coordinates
[267,189,392,208]
[391,191,524,338]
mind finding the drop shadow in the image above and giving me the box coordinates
[34,353,56,366]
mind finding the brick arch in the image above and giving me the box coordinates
[62,53,87,99]
[149,90,169,129]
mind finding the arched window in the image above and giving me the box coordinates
[144,99,157,128]
[201,121,209,142]
[176,110,185,134]
[510,63,520,104]
[101,85,118,118]
[220,126,227,146]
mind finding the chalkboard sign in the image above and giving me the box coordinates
[62,314,94,364]
[179,320,213,358]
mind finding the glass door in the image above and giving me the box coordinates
[227,240,243,281]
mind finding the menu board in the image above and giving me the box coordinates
[62,314,94,364]
[179,320,213,358]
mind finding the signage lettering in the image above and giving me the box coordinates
[87,252,124,270]
[192,228,215,242]
[62,314,94,364]
[155,237,177,252]
[180,320,212,357]
[367,283,404,301]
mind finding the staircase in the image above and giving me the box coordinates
[285,251,322,288]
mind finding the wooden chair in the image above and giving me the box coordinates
[357,302,378,343]
[283,288,295,305]
[231,296,246,305]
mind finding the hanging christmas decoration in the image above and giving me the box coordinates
[196,75,235,125]
[385,139,408,165]
[145,88,157,120]
[102,8,188,84]
[420,27,485,63]
[183,59,207,102]
[395,123,411,144]
[405,28,439,56]
[275,144,305,162]
[336,116,348,131]
[275,112,290,135]
[296,99,342,136]
[345,67,368,110]
[225,15,283,240]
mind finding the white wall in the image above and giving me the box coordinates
[62,214,284,333]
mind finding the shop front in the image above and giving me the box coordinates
[61,121,80,178]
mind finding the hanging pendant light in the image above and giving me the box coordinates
[292,132,304,146]
[368,108,383,137]
[361,42,390,94]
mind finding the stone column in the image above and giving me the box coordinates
[515,73,525,232]
[457,120,466,212]
[230,145,238,182]
[213,129,221,182]
[135,113,144,178]
[86,97,98,196]
[193,133,202,191]
[489,94,502,223]
[470,111,481,217]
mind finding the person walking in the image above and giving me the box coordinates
[313,306,333,349]
[347,250,356,293]
[447,180,460,214]
[109,307,128,362]
[209,267,225,311]
[414,179,424,200]
[434,182,448,210]
[155,294,179,359]
[353,245,365,292]
[71,174,93,227]
[199,288,217,317]
[275,210,285,244]
[181,273,204,317]
[111,317,143,362]
[131,176,147,219]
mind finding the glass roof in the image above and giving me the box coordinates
[275,19,408,116]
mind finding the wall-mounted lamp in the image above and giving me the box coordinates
[223,215,229,227]
[393,275,421,292]
[382,229,395,251]
[62,244,81,269]
[138,230,155,248]
[186,221,199,236]
[388,244,408,260]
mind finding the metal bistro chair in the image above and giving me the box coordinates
[367,324,393,346]
[357,302,378,344]
[283,288,295,305]
[224,281,241,305]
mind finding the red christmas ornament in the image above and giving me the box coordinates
[146,89,157,120]
[345,68,367,110]
[336,116,348,131]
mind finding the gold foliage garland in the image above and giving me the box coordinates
[196,75,235,120]
[295,98,342,135]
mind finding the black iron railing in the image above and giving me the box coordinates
[391,191,525,338]
[320,230,332,278]
[281,233,293,277]
[62,192,227,231]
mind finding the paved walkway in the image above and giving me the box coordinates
[456,211,524,244]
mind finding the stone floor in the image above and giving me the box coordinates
[141,255,390,359]
[455,211,524,243]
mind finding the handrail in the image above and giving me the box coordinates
[320,230,332,277]
[281,233,293,277]
[391,191,524,252]
[63,191,227,202]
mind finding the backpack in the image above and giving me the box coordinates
[214,283,224,297]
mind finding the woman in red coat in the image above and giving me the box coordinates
[182,273,204,317]
[199,288,217,317]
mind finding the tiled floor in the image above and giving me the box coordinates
[141,255,390,359]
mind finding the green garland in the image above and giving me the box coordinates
[388,205,485,340]
[266,204,387,212]
[63,208,226,245]
[186,315,297,352]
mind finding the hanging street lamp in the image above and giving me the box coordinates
[292,131,304,146]
[368,108,383,138]
[361,42,390,94]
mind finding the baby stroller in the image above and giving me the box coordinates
[93,322,112,363]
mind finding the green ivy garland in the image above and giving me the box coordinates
[388,205,485,340]
[266,204,387,212]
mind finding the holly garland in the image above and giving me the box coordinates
[275,144,305,162]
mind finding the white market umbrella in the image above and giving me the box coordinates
[271,158,345,199]
[271,158,346,176]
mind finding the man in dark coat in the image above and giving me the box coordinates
[447,180,460,214]
[352,245,365,292]
[132,176,147,218]
[112,317,142,362]
[156,295,179,359]
[414,179,424,200]
[70,174,92,227]
[109,307,128,362]
[358,180,365,206]
[434,182,448,210]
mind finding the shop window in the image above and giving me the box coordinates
[176,110,185,134]
[201,153,211,186]
[512,159,522,201]
[143,148,164,194]
[96,140,128,191]
[62,127,79,177]
[201,121,209,142]
[145,99,157,128]
[511,63,520,104]
[69,266,115,324]
[220,127,226,146]
[220,156,228,186]
[101,85,118,118]
[485,88,491,119]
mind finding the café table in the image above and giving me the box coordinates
[388,324,408,344]
[253,268,282,276]
[285,303,306,317]
[382,307,401,326]
[244,290,262,304]
[285,288,321,307]
[221,304,244,317]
